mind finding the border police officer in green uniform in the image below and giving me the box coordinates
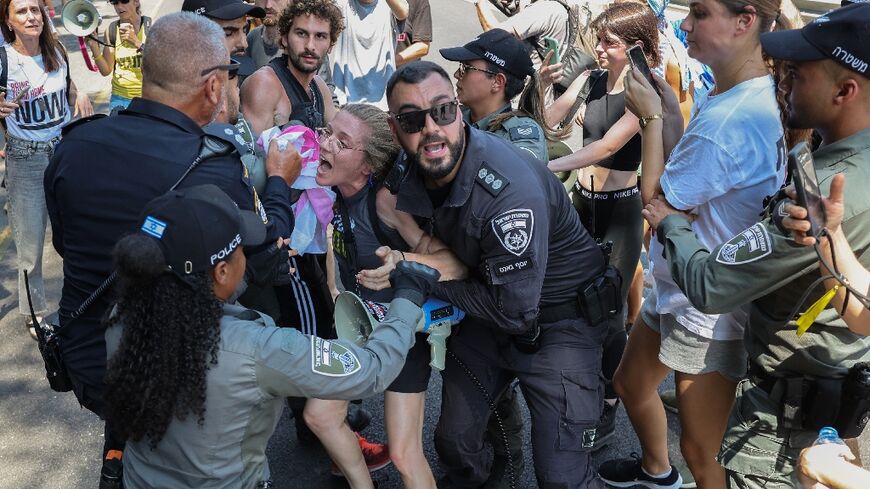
[641,5,870,487]
[440,28,551,162]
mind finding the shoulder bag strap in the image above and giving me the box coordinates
[560,69,603,129]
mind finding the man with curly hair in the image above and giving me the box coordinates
[241,0,341,135]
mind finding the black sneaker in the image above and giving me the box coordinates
[346,405,372,433]
[598,454,682,489]
[98,451,123,489]
[592,401,618,451]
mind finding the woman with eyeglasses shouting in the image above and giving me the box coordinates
[0,0,92,340]
[87,0,149,110]
[306,103,467,489]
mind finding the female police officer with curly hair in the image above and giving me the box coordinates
[103,184,438,489]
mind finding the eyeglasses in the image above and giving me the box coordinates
[391,100,459,134]
[200,59,241,79]
[457,63,499,78]
[316,126,365,154]
[108,0,131,5]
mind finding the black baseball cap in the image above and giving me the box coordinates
[440,28,535,79]
[182,0,265,20]
[760,3,869,77]
[137,185,266,276]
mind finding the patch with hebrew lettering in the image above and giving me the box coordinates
[491,208,534,256]
[508,125,540,141]
[492,256,534,277]
[311,337,361,377]
[715,223,772,265]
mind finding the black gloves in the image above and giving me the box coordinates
[390,261,440,307]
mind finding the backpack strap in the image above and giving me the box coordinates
[107,19,119,46]
[560,69,604,129]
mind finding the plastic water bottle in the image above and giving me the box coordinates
[813,426,845,446]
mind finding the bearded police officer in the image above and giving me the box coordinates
[441,29,549,162]
[386,61,613,488]
[641,5,870,487]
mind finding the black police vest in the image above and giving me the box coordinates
[268,56,325,129]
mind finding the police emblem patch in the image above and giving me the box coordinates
[715,223,772,265]
[491,208,534,256]
[311,337,361,377]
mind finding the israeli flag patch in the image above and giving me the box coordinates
[141,216,167,239]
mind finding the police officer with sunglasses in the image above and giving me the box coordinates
[385,61,614,489]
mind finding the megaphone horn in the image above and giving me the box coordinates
[61,0,101,37]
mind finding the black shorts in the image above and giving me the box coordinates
[387,333,432,393]
[276,253,336,339]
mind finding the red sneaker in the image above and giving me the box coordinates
[329,432,391,477]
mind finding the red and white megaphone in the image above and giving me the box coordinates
[60,0,102,72]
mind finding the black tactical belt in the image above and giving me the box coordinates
[538,300,582,324]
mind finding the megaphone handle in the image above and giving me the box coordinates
[427,330,449,371]
[78,36,99,72]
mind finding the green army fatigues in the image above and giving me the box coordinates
[462,104,548,162]
[654,128,870,488]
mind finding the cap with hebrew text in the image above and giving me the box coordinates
[760,3,869,77]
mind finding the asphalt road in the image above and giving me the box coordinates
[0,0,865,488]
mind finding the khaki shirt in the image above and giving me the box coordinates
[656,128,870,378]
[463,104,549,162]
[106,299,421,488]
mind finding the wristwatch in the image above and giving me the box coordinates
[639,114,663,129]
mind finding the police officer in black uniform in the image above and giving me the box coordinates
[386,61,612,488]
[43,13,300,487]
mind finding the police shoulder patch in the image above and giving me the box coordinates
[508,124,540,141]
[475,164,509,197]
[715,223,773,265]
[491,208,534,256]
[311,337,361,377]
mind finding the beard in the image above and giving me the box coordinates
[262,14,278,27]
[409,130,465,182]
[288,49,323,74]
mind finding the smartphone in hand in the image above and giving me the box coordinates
[788,142,826,238]
[542,36,560,65]
[627,45,658,93]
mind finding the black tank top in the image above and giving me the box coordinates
[268,56,325,129]
[332,184,409,302]
[582,72,642,172]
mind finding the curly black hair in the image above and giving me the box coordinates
[278,0,345,45]
[104,234,224,449]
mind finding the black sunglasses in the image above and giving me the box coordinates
[457,63,499,78]
[391,100,459,134]
[108,0,131,5]
[200,59,241,80]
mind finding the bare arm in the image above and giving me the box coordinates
[356,188,469,290]
[386,0,409,21]
[241,69,284,137]
[396,41,430,66]
[624,68,665,205]
[782,175,869,334]
[86,30,114,77]
[547,111,639,172]
[314,75,337,124]
[543,69,590,128]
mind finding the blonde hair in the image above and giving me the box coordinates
[341,104,401,181]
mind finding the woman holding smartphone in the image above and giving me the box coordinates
[542,1,683,449]
[0,0,92,339]
[87,0,148,110]
[602,0,793,486]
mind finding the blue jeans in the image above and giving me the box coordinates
[109,94,132,111]
[5,133,58,316]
